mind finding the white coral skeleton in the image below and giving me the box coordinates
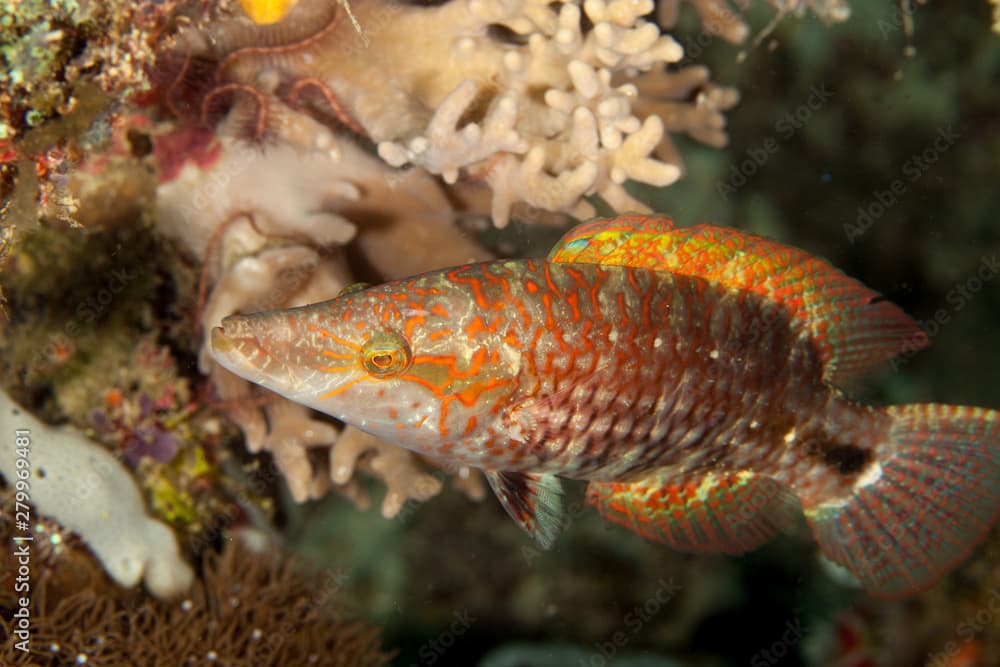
[376,0,687,225]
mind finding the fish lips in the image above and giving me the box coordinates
[210,318,278,386]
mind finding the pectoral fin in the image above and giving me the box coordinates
[587,470,800,554]
[486,470,564,549]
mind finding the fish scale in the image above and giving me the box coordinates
[494,261,827,482]
[212,215,1000,597]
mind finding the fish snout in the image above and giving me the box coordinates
[210,324,238,356]
[210,316,273,369]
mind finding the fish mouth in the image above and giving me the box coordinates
[210,325,241,357]
[210,318,268,375]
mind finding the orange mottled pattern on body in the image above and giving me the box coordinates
[550,215,930,384]
[211,215,1000,599]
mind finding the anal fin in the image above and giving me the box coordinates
[486,471,564,549]
[587,470,800,555]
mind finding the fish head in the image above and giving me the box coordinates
[210,269,521,454]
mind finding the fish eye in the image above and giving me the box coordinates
[361,332,411,377]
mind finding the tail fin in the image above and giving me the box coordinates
[805,404,1000,597]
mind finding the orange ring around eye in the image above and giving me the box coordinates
[361,333,411,377]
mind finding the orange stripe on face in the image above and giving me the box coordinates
[459,347,488,378]
[553,329,571,353]
[429,329,454,341]
[512,296,531,328]
[412,354,458,368]
[430,303,450,318]
[626,268,640,293]
[447,269,489,309]
[641,283,654,330]
[318,375,368,399]
[399,373,447,397]
[455,376,515,406]
[438,400,451,436]
[563,266,587,288]
[465,316,487,340]
[322,350,356,360]
[405,313,426,340]
[308,325,362,351]
[589,281,601,314]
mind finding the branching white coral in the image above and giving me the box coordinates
[330,428,444,517]
[0,390,193,598]
[633,65,738,148]
[379,81,528,184]
[374,0,688,225]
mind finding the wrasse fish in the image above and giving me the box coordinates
[211,215,1000,597]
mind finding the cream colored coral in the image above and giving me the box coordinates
[180,0,742,227]
[330,428,444,517]
[374,0,686,225]
[378,81,527,185]
[633,65,739,150]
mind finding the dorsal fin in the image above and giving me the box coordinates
[548,215,929,385]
